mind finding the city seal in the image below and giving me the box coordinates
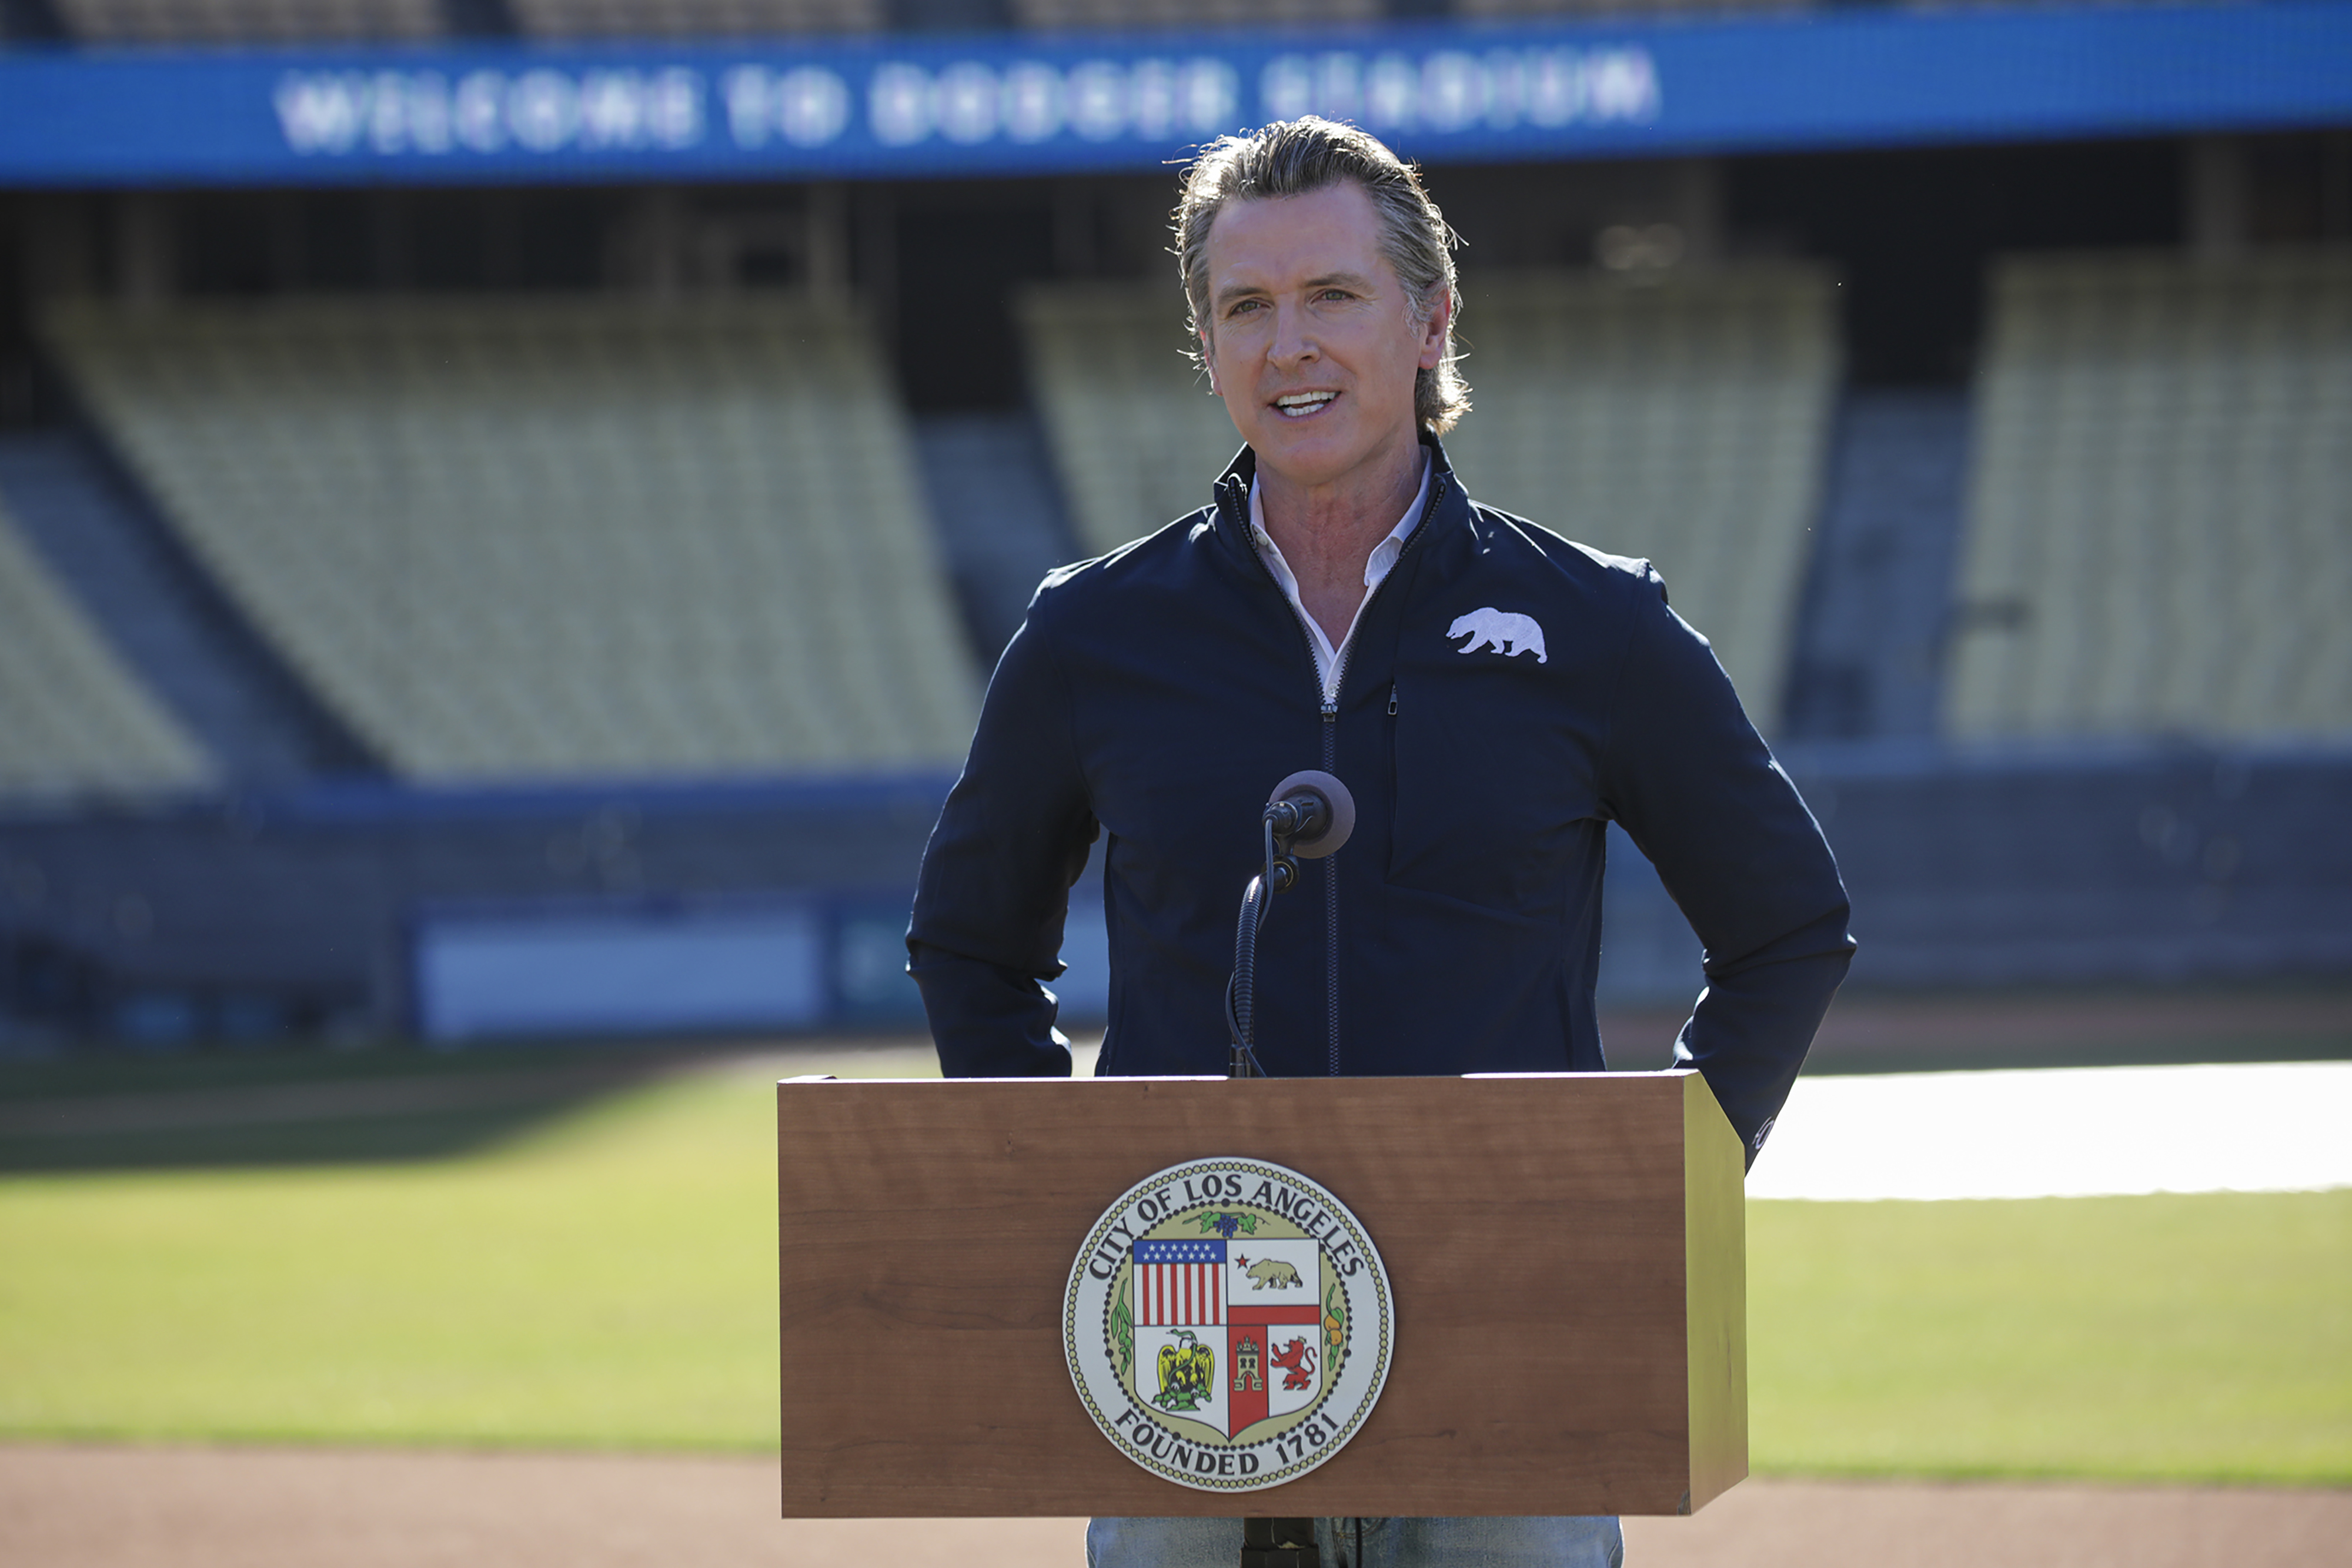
[1063,1156,1394,1492]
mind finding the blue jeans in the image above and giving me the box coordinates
[1086,1515,1625,1567]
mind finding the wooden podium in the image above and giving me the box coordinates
[777,1070,1745,1517]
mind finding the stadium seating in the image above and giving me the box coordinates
[1019,266,1839,717]
[1455,0,1802,15]
[1949,249,2352,743]
[44,297,979,782]
[0,493,209,797]
[49,0,441,43]
[506,0,878,38]
[1017,280,1244,559]
[1010,0,1375,28]
[1438,265,1840,718]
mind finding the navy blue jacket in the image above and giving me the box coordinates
[908,436,1853,1165]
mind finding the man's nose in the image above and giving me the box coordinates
[1267,299,1318,367]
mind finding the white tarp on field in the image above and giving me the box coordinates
[1747,1061,2352,1202]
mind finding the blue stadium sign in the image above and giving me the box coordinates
[255,44,1662,166]
[1,2,2349,186]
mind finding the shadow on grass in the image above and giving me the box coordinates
[14,985,2347,1172]
[0,1041,734,1174]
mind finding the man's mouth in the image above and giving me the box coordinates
[1274,391,1338,419]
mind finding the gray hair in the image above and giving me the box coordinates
[1175,116,1469,435]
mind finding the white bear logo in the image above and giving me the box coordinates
[1448,608,1548,665]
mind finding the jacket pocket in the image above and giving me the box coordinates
[1386,668,1598,924]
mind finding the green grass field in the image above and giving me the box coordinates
[1,1048,2346,1483]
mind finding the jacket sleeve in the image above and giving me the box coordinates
[906,597,1098,1078]
[1597,568,1855,1169]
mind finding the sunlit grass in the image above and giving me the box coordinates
[0,1048,932,1452]
[1749,1191,2351,1484]
[1,1049,2344,1482]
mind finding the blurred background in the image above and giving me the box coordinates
[0,0,2345,1058]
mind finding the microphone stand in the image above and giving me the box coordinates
[1231,884,1325,1568]
[1227,794,1328,1568]
[1241,1517,1321,1568]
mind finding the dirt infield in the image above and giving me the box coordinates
[3,1447,2345,1568]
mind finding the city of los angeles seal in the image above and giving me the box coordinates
[1063,1156,1393,1492]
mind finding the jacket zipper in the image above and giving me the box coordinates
[1230,467,1448,1078]
[1320,693,1339,1075]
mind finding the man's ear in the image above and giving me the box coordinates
[1199,328,1217,394]
[1418,293,1452,371]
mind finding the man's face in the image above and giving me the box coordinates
[1198,181,1448,495]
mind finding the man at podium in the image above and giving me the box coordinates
[908,118,1853,1567]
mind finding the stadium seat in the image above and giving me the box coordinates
[1010,0,1376,27]
[506,0,878,36]
[0,492,209,797]
[44,297,980,783]
[50,0,442,43]
[1949,249,2352,743]
[1438,266,1840,719]
[1455,0,1806,15]
[1015,280,1242,560]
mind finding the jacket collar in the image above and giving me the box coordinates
[1210,430,1462,557]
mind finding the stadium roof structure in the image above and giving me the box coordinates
[1,1,2350,187]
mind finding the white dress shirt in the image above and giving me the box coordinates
[1247,454,1433,704]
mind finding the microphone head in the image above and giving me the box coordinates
[1268,770,1355,859]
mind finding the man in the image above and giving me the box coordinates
[908,118,1853,1567]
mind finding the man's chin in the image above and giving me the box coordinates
[1248,422,1389,493]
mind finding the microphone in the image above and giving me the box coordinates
[1264,770,1356,860]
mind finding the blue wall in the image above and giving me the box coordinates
[4,743,2348,1047]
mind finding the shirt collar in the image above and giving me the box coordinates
[1247,451,1432,593]
[1245,452,1433,699]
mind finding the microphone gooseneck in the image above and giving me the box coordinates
[1225,817,1279,1078]
[1227,771,1355,1078]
